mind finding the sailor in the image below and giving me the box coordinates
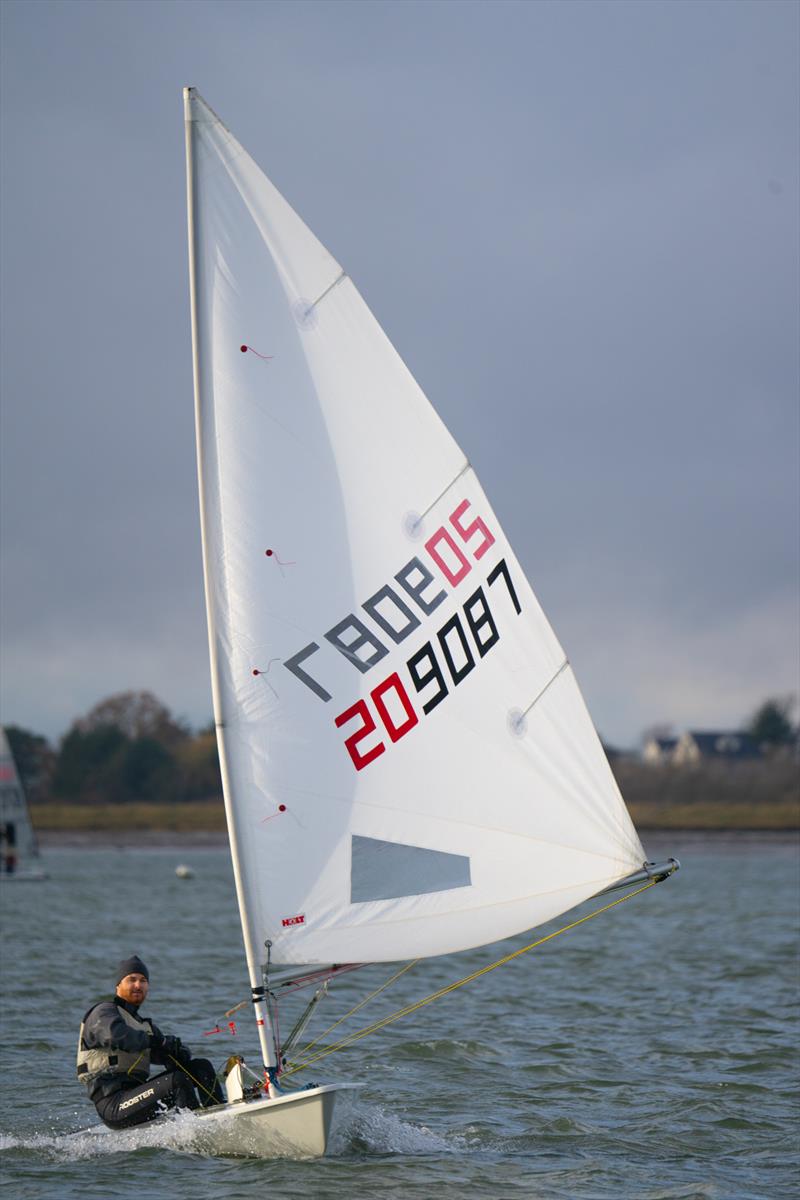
[77,954,224,1129]
[2,822,16,874]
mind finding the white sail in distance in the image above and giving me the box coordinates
[185,90,645,969]
[0,727,39,862]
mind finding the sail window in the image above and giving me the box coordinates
[351,836,471,903]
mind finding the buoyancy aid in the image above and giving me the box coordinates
[76,1000,154,1088]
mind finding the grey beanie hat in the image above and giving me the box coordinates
[116,955,150,984]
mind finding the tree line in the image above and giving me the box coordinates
[4,690,797,806]
[6,692,221,804]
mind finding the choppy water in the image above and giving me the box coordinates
[0,832,797,1199]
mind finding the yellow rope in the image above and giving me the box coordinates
[126,1049,220,1103]
[282,879,658,1079]
[293,958,420,1061]
[166,1053,221,1104]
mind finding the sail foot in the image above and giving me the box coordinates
[596,858,681,897]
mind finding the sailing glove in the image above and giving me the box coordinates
[152,1033,182,1059]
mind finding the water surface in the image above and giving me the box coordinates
[1,832,797,1198]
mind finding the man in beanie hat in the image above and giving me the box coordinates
[76,955,224,1129]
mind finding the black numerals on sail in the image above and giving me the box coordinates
[486,558,521,615]
[407,586,499,719]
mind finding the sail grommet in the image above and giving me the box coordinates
[292,299,319,332]
[403,512,425,540]
[507,708,528,737]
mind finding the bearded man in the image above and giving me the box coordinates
[77,955,223,1128]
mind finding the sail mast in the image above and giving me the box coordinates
[183,86,276,1078]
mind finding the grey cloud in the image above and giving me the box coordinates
[1,0,797,747]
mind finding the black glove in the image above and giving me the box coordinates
[154,1033,182,1061]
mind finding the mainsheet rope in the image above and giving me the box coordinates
[165,1052,221,1104]
[281,878,659,1080]
[291,958,419,1062]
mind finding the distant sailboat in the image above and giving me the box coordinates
[180,88,678,1158]
[0,727,47,882]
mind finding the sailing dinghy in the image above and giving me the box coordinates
[182,88,678,1158]
[0,727,46,882]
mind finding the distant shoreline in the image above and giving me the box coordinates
[28,799,799,847]
[33,827,798,849]
[35,829,230,848]
[34,830,800,859]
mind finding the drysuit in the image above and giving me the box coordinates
[76,995,222,1129]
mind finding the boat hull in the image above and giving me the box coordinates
[192,1083,354,1158]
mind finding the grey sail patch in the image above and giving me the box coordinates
[351,835,471,903]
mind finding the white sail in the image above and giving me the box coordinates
[185,90,644,969]
[0,727,39,863]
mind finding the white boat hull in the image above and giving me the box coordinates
[192,1083,356,1158]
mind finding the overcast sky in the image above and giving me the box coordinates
[1,0,797,750]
